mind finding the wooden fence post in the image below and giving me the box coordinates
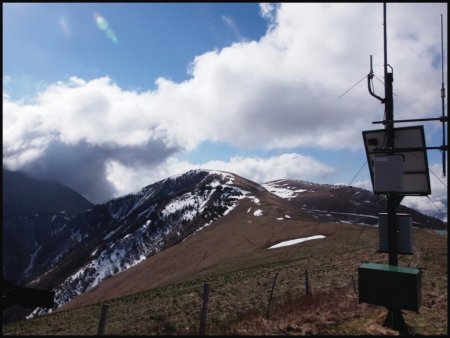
[305,270,311,295]
[266,271,279,318]
[97,303,109,335]
[199,283,210,335]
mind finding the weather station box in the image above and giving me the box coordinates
[378,213,413,254]
[358,263,421,312]
[374,155,404,193]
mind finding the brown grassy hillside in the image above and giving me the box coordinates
[56,184,315,311]
[3,173,447,335]
[3,210,447,335]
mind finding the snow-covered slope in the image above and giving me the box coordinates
[27,170,263,316]
[11,171,445,320]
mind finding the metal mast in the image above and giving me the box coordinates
[440,14,447,178]
[382,3,399,269]
[361,4,446,333]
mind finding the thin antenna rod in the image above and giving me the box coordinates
[384,4,394,151]
[339,75,366,99]
[440,14,446,178]
[384,6,388,81]
[367,55,384,102]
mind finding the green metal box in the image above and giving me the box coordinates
[358,263,421,312]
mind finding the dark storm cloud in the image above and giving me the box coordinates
[20,140,180,204]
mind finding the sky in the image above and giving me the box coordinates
[2,3,448,220]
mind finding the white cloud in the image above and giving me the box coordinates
[105,157,192,197]
[354,164,448,221]
[353,180,373,192]
[259,3,279,28]
[201,153,334,183]
[402,163,448,221]
[105,153,334,198]
[3,3,447,204]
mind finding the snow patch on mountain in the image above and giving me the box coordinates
[162,190,214,222]
[31,170,256,317]
[246,196,260,204]
[253,209,263,216]
[268,235,326,249]
[262,181,306,199]
[23,245,42,279]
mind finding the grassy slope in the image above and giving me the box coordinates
[3,223,447,335]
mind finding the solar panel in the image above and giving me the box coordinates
[362,126,431,196]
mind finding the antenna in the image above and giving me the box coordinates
[361,6,447,332]
[370,14,448,176]
[367,55,385,103]
[383,2,395,154]
[440,14,447,178]
[365,1,399,269]
[361,4,409,331]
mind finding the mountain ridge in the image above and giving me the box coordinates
[27,169,297,317]
[263,179,446,229]
[40,171,446,314]
[2,168,94,284]
[3,169,446,322]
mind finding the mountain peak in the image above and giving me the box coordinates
[5,169,445,322]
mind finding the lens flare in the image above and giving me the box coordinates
[94,12,108,30]
[93,12,118,44]
[106,29,118,44]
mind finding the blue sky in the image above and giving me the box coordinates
[3,3,447,219]
[3,2,273,165]
[4,3,266,97]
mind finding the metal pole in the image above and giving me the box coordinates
[383,1,398,269]
[372,116,446,124]
[383,3,407,331]
[440,14,447,178]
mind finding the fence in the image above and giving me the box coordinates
[93,269,359,335]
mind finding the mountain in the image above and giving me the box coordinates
[262,179,445,229]
[3,168,93,219]
[41,170,314,313]
[2,168,94,284]
[27,169,298,317]
[5,169,445,321]
[26,170,445,316]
